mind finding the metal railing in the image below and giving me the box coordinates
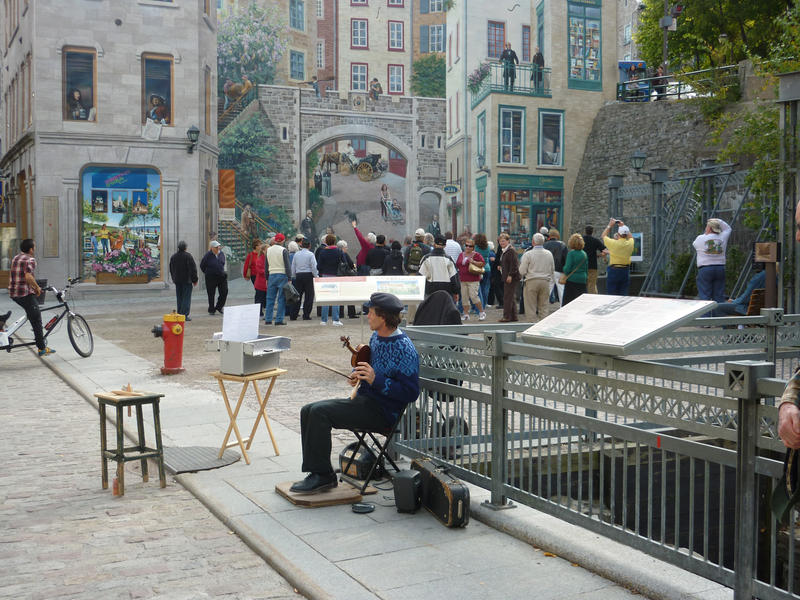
[398,313,800,599]
[470,62,552,109]
[616,64,739,103]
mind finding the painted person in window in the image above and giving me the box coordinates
[148,94,169,125]
[369,78,383,101]
[67,88,94,121]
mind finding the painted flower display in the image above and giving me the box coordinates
[468,64,491,94]
[92,245,158,277]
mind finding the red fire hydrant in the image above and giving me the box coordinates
[152,312,185,375]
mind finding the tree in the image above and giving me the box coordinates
[217,2,289,93]
[635,0,792,71]
[411,54,446,98]
[219,114,275,203]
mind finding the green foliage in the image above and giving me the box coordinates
[217,3,288,93]
[307,188,323,215]
[635,0,791,71]
[257,204,294,236]
[765,2,800,73]
[411,54,446,98]
[83,200,108,225]
[218,114,275,206]
[662,251,697,296]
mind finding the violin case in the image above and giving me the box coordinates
[411,458,470,528]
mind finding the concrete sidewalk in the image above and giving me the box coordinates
[2,295,732,600]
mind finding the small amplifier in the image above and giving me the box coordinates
[393,469,421,513]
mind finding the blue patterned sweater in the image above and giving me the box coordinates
[357,330,420,423]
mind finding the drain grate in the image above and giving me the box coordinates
[163,446,240,474]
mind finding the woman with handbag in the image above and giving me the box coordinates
[456,238,486,321]
[560,233,588,306]
[316,234,344,326]
[242,239,261,287]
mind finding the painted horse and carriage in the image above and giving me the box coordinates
[320,151,388,182]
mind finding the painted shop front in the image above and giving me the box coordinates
[497,174,563,246]
[81,165,162,283]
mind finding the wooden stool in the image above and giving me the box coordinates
[95,389,166,496]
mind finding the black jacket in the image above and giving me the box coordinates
[365,245,390,269]
[200,250,226,278]
[169,250,198,285]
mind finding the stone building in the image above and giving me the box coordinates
[0,0,218,287]
[617,0,644,62]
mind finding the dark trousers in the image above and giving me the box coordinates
[255,289,266,315]
[175,283,193,316]
[205,274,228,312]
[561,281,586,306]
[300,395,390,474]
[291,272,315,319]
[606,266,630,296]
[502,280,518,320]
[13,294,45,351]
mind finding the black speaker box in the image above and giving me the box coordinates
[393,469,421,513]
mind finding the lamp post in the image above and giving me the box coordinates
[630,149,669,292]
[186,125,200,154]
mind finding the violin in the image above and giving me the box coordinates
[341,335,371,367]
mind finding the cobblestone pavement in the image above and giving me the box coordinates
[0,349,299,600]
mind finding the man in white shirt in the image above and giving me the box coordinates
[519,233,555,322]
[443,231,461,264]
[692,218,732,313]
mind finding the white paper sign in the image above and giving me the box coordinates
[221,304,261,342]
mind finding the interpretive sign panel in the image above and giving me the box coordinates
[313,275,425,305]
[520,295,715,356]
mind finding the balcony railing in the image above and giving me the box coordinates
[470,62,552,109]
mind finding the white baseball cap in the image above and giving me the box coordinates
[617,225,631,237]
[210,240,221,248]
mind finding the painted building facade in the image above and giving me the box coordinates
[0,0,218,286]
[453,0,618,243]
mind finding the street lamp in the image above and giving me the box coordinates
[630,149,647,172]
[186,125,200,154]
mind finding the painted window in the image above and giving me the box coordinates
[388,64,404,94]
[429,24,445,52]
[204,66,212,135]
[539,110,563,166]
[522,25,531,62]
[351,63,367,91]
[536,1,544,53]
[476,112,486,161]
[352,19,368,48]
[316,0,323,17]
[389,21,404,51]
[351,0,367,4]
[487,21,505,59]
[63,47,97,122]
[388,0,404,5]
[142,54,173,125]
[624,23,631,44]
[568,0,602,89]
[499,107,523,164]
[498,186,562,246]
[290,50,305,80]
[316,42,325,69]
[81,166,163,282]
[290,0,304,30]
[429,0,443,11]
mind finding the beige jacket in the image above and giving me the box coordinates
[519,246,555,285]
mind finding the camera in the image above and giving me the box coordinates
[615,220,622,226]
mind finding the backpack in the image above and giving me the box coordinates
[384,253,404,275]
[407,244,424,272]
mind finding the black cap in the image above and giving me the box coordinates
[362,292,404,314]
[434,234,446,246]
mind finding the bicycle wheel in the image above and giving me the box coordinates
[67,313,94,357]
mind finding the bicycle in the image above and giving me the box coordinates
[0,277,94,357]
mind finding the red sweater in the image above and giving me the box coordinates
[353,226,374,266]
[456,251,485,283]
[253,255,267,291]
[243,251,259,278]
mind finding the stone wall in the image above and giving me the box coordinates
[571,100,714,233]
